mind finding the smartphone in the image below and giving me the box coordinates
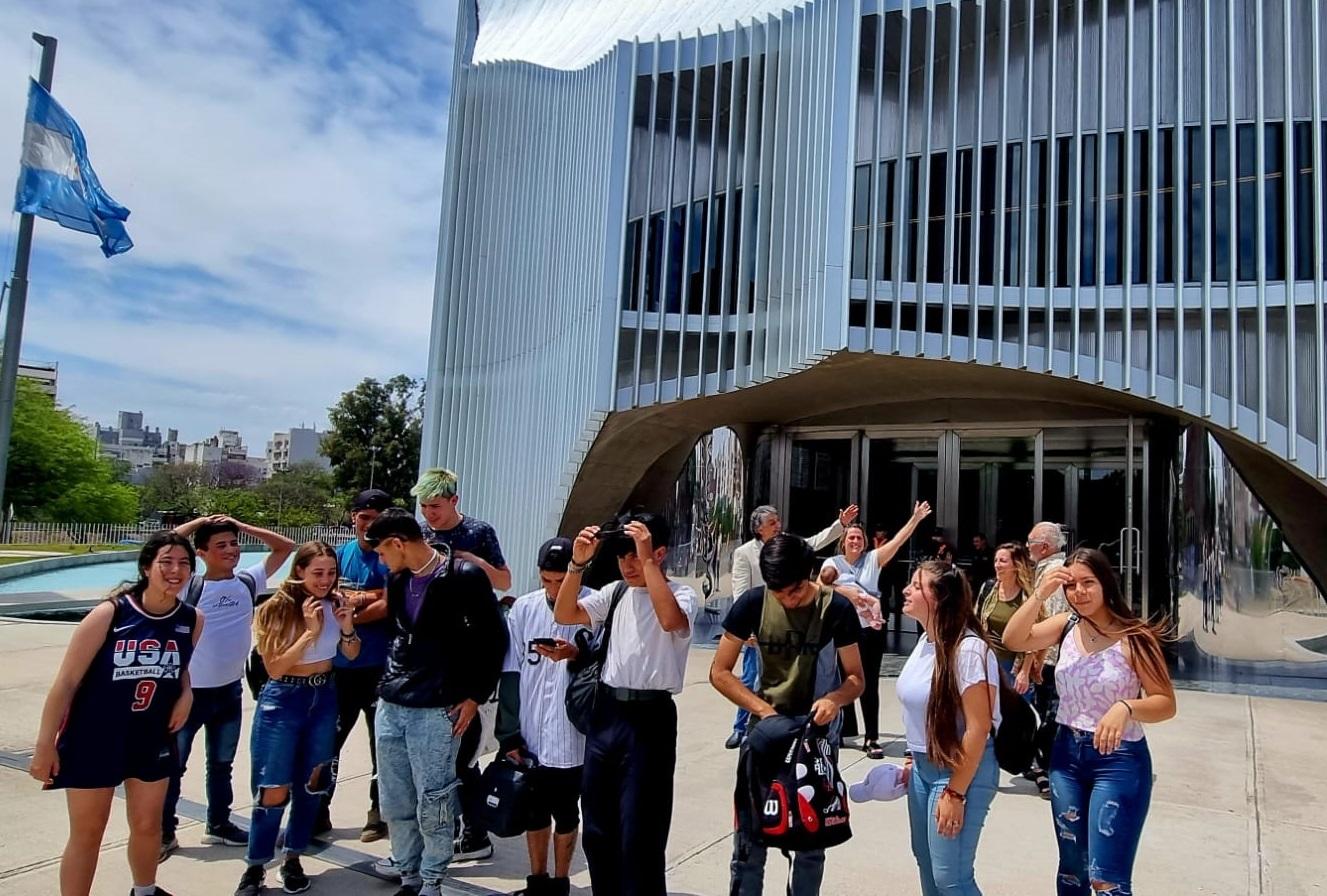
[529,637,558,648]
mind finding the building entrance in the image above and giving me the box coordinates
[774,420,1150,650]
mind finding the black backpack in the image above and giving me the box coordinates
[754,719,852,852]
[963,633,1040,775]
[477,754,538,839]
[564,582,627,735]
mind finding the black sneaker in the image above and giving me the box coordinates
[280,855,311,894]
[129,888,175,896]
[514,873,550,895]
[724,730,743,750]
[203,820,249,846]
[452,830,493,862]
[235,864,265,896]
[158,834,178,863]
[391,887,420,896]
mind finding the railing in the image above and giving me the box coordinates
[1,521,354,548]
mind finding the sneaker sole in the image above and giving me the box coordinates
[453,849,493,862]
[282,881,311,894]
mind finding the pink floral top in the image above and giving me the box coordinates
[1055,624,1146,741]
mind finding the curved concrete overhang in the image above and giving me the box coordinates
[561,351,1327,590]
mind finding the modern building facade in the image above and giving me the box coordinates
[424,0,1327,690]
[264,426,330,478]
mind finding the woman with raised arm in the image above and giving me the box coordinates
[895,561,1000,896]
[31,531,204,896]
[233,541,360,896]
[820,501,931,758]
[1002,548,1176,896]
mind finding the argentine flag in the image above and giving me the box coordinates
[13,79,132,257]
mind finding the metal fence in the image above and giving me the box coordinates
[2,520,354,548]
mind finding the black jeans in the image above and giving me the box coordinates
[1033,664,1060,770]
[582,694,677,896]
[324,665,382,812]
[456,714,487,839]
[839,627,885,741]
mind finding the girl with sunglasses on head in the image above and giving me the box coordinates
[31,531,203,896]
[234,541,359,896]
[1003,548,1176,896]
[895,561,1001,896]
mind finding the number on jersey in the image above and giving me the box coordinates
[131,680,157,711]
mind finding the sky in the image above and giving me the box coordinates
[0,0,459,448]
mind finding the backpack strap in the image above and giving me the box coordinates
[597,581,630,660]
[1058,613,1081,648]
[237,571,258,604]
[183,574,205,608]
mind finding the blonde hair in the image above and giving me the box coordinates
[253,541,339,661]
[411,468,458,501]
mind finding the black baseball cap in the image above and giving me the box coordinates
[537,537,574,572]
[351,489,393,512]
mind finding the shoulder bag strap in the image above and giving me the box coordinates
[237,571,258,603]
[183,574,205,608]
[597,581,630,659]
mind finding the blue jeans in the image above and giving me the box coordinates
[162,680,243,837]
[997,656,1035,705]
[732,645,761,734]
[907,741,999,895]
[1049,728,1153,895]
[729,734,827,896]
[245,679,339,864]
[376,700,460,889]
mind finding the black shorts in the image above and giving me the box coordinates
[525,765,583,835]
[49,727,177,790]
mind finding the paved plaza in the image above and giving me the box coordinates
[0,616,1323,895]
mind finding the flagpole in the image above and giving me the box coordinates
[0,33,57,518]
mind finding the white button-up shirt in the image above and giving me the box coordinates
[503,587,595,769]
[579,579,698,694]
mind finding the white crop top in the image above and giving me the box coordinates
[300,601,342,664]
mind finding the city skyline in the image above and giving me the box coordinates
[0,1,456,439]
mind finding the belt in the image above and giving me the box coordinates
[273,672,333,687]
[605,686,672,703]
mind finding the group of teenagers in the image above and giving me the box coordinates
[29,463,1176,896]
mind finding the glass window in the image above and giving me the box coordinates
[1131,130,1150,285]
[1004,144,1023,287]
[1212,125,1232,283]
[851,163,872,280]
[1294,122,1314,282]
[1264,122,1285,282]
[1185,126,1203,284]
[1081,133,1098,287]
[1236,123,1257,280]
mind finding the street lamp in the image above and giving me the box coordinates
[369,444,381,490]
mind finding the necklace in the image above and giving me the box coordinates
[409,550,442,577]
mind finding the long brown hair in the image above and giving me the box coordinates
[919,560,994,769]
[253,541,339,660]
[1064,548,1172,690]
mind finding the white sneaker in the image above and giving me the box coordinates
[373,855,402,879]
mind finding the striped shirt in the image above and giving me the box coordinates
[502,587,595,769]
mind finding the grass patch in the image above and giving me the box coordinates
[0,543,130,554]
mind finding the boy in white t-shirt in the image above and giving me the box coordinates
[159,515,294,860]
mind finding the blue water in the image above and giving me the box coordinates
[0,553,296,595]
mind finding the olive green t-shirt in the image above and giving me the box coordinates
[723,584,860,715]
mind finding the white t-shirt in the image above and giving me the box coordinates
[188,562,269,688]
[896,631,1002,755]
[579,579,698,694]
[503,587,594,768]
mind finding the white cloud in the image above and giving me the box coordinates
[0,0,458,445]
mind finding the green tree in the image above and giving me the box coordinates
[139,462,210,516]
[323,375,422,501]
[6,379,138,522]
[254,462,344,527]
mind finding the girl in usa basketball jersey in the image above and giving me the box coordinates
[30,531,204,896]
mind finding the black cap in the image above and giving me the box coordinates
[351,489,393,512]
[537,537,574,572]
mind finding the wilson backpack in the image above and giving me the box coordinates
[755,719,852,852]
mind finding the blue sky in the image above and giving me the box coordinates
[0,0,458,447]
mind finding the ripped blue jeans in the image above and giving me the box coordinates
[1049,727,1153,895]
[246,678,339,864]
[375,700,460,889]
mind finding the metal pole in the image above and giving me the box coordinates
[0,33,57,518]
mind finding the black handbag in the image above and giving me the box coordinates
[564,582,628,735]
[477,755,537,838]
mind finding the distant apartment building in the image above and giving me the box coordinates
[180,429,249,466]
[95,410,174,481]
[17,359,57,399]
[265,426,330,477]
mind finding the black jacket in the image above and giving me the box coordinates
[377,557,508,709]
